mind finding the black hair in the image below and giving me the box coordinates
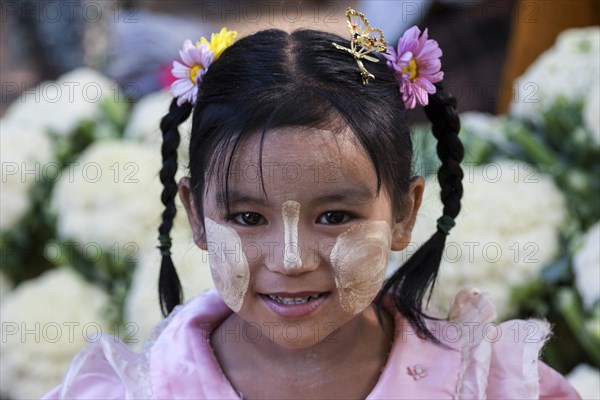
[158,28,463,342]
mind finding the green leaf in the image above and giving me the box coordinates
[556,289,600,366]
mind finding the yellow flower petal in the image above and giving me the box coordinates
[401,58,419,81]
[197,27,238,60]
[189,64,202,82]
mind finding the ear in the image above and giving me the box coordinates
[391,177,424,251]
[178,177,208,250]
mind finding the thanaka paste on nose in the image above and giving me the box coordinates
[204,218,250,312]
[282,200,303,270]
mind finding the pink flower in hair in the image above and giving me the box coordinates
[384,26,443,109]
[171,40,214,106]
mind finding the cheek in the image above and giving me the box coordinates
[204,218,250,312]
[330,221,391,314]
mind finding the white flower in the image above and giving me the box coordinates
[125,229,214,349]
[0,268,109,399]
[573,222,600,309]
[566,364,600,400]
[583,82,600,146]
[51,139,163,248]
[393,160,567,318]
[510,27,600,124]
[2,68,117,136]
[0,272,12,300]
[0,119,54,230]
[171,41,214,106]
[459,111,511,150]
[124,90,192,168]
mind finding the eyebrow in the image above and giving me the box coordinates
[216,190,266,207]
[215,187,375,208]
[310,187,375,206]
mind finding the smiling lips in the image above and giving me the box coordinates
[261,292,329,318]
[266,293,323,305]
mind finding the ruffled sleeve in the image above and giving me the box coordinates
[40,336,149,400]
[539,362,583,400]
[450,288,581,400]
[41,290,239,400]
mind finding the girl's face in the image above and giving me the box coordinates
[180,127,423,348]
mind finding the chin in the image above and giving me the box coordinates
[263,319,342,350]
[233,299,349,350]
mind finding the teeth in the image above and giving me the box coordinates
[268,294,320,305]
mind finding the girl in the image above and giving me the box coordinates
[44,9,580,399]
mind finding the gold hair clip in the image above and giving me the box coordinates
[332,7,388,85]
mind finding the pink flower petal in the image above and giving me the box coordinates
[398,26,421,54]
[399,51,413,64]
[171,62,189,79]
[170,39,216,105]
[419,63,441,76]
[383,46,397,63]
[171,79,193,97]
[415,87,429,106]
[416,77,436,94]
[190,44,214,67]
[388,24,443,108]
[418,43,442,60]
[179,39,195,66]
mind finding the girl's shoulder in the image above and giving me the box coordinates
[372,287,580,399]
[42,289,236,400]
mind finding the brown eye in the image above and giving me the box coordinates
[234,212,264,226]
[318,211,349,225]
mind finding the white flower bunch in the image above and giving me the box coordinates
[583,83,600,146]
[51,139,163,249]
[573,222,600,310]
[0,272,12,300]
[125,234,214,349]
[0,120,53,230]
[566,364,600,400]
[0,268,109,399]
[459,111,511,150]
[510,27,600,129]
[395,160,567,318]
[2,68,118,136]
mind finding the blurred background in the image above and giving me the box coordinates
[1,0,599,398]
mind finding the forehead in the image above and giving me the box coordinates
[206,127,380,204]
[239,126,362,166]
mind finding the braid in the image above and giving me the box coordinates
[425,85,464,220]
[158,98,193,317]
[378,84,463,343]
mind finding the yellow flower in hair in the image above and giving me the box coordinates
[199,27,238,60]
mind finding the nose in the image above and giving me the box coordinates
[264,201,320,275]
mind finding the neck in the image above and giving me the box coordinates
[213,304,394,374]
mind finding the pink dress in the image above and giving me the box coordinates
[42,288,580,399]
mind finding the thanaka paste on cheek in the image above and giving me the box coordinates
[330,221,391,314]
[204,218,250,312]
[282,200,302,270]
